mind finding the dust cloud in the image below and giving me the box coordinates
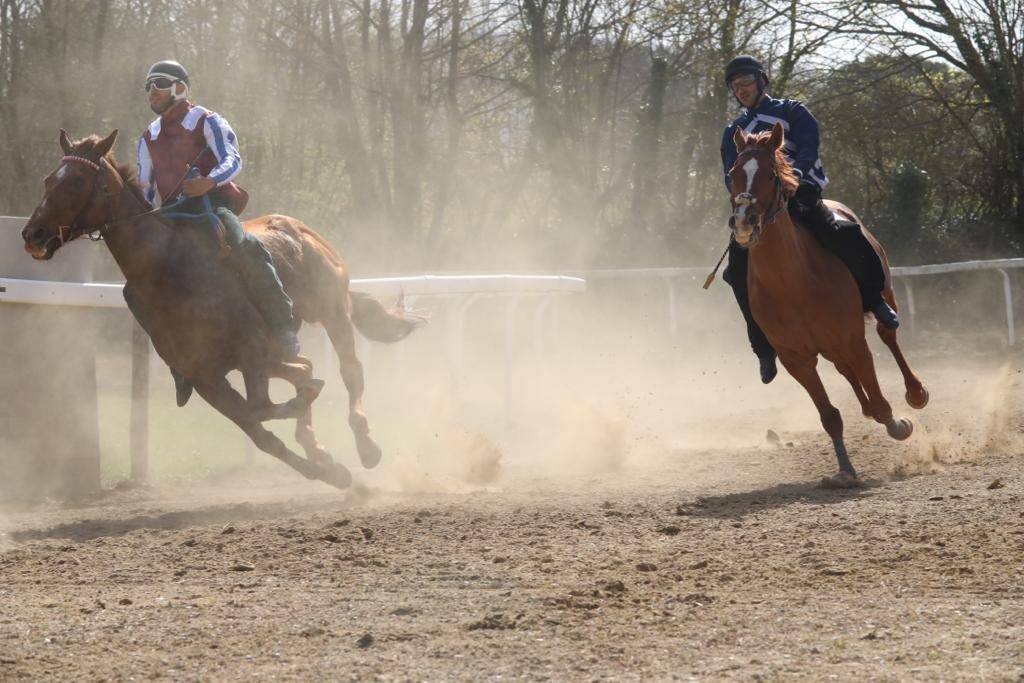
[1,225,1022,507]
[313,269,1024,498]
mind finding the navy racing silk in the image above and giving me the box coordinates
[720,95,828,192]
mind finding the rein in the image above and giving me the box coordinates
[49,152,202,251]
[706,146,789,289]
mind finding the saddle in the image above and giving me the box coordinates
[160,199,232,259]
[833,216,861,232]
[165,211,232,259]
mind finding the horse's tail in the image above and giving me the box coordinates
[349,290,427,343]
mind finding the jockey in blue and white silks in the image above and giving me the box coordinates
[137,103,245,210]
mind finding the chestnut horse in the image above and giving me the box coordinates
[21,130,422,490]
[728,122,928,487]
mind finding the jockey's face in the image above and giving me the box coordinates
[147,81,182,115]
[730,72,762,108]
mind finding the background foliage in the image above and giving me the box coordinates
[1,0,1020,271]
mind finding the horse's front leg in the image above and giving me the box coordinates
[267,360,333,467]
[778,352,859,488]
[834,361,871,418]
[246,358,325,422]
[194,373,350,489]
[847,339,914,441]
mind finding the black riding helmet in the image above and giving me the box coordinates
[725,55,768,107]
[724,55,769,87]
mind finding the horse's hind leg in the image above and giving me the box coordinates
[194,374,351,489]
[876,323,929,409]
[779,354,859,487]
[323,313,382,469]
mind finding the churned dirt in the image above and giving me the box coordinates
[1,353,1023,682]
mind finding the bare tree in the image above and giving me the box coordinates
[845,0,1024,232]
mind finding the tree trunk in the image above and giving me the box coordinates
[428,0,463,249]
[629,56,668,234]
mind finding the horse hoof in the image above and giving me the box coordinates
[886,417,914,441]
[819,472,862,490]
[357,437,383,469]
[906,387,929,410]
[320,462,352,490]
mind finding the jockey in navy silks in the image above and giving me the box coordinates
[719,55,899,385]
[129,60,299,406]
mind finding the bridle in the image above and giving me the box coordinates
[46,155,126,251]
[43,153,191,253]
[731,146,788,228]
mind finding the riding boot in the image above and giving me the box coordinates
[214,207,300,358]
[789,185,899,329]
[123,284,194,407]
[723,240,777,383]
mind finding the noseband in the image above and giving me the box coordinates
[732,148,787,227]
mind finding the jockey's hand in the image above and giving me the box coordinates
[182,176,216,197]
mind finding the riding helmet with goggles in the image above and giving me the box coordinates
[145,60,189,101]
[724,55,769,89]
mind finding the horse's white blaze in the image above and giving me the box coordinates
[742,157,758,195]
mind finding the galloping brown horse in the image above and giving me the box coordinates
[21,129,422,489]
[728,122,928,487]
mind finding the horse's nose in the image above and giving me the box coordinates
[22,223,41,243]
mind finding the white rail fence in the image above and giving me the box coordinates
[2,254,1022,484]
[0,273,584,480]
[0,272,585,381]
[571,258,1024,345]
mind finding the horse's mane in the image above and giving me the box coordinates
[743,131,800,196]
[73,135,150,209]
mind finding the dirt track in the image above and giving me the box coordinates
[2,353,1024,681]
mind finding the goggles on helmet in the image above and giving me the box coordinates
[728,73,758,92]
[145,77,180,92]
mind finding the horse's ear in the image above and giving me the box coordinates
[59,129,73,155]
[732,126,746,152]
[94,129,118,158]
[768,121,784,151]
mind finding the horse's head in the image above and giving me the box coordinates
[21,129,125,260]
[728,121,797,247]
